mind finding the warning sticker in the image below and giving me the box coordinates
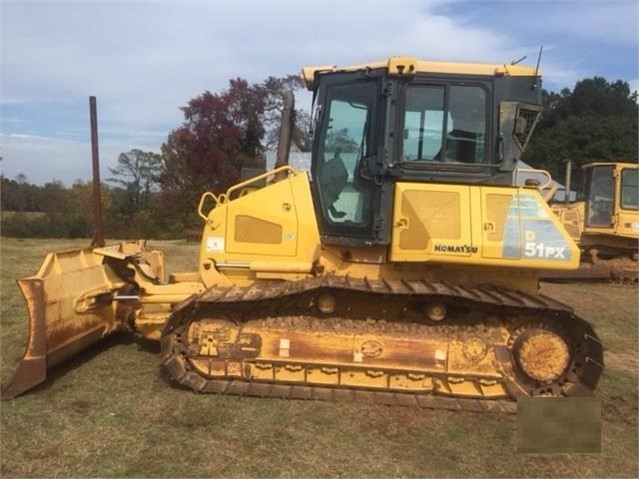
[206,236,225,253]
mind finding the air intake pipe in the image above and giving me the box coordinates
[274,90,295,181]
[564,159,572,206]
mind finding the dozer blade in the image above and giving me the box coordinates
[1,246,134,399]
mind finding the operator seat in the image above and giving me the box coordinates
[319,150,348,219]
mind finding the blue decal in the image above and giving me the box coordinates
[501,194,571,261]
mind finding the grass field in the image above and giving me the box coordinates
[1,237,637,478]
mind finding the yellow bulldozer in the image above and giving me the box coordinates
[1,56,603,412]
[546,161,638,283]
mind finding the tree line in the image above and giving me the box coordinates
[522,76,638,179]
[1,75,310,239]
[1,75,636,239]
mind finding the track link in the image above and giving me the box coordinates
[160,276,604,414]
[166,373,518,414]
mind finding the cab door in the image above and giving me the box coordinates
[311,77,382,245]
[584,165,615,229]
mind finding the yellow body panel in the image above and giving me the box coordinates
[199,168,580,273]
[199,169,321,288]
[390,182,580,270]
[193,169,579,298]
[616,210,639,238]
[192,172,579,291]
[551,202,584,243]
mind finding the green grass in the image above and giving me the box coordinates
[1,238,637,478]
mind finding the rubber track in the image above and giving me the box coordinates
[162,276,604,414]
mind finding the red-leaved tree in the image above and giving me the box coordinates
[159,78,268,232]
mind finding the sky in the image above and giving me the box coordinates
[1,0,638,186]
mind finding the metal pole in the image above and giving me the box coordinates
[89,96,105,247]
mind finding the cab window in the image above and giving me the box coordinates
[620,168,638,210]
[402,85,487,164]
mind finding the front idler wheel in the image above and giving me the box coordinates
[510,325,571,396]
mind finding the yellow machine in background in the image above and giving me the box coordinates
[548,162,638,282]
[2,57,603,410]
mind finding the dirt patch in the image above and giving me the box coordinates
[354,403,438,439]
[30,444,63,459]
[602,393,639,425]
[604,351,638,375]
[67,398,94,414]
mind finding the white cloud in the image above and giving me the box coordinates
[2,1,541,126]
[1,1,637,185]
[0,2,538,104]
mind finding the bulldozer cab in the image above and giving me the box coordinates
[581,163,639,233]
[306,57,543,246]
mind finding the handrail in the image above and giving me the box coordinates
[197,192,219,221]
[197,166,298,221]
[225,165,297,200]
[541,184,559,203]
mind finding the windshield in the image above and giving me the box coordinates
[621,168,638,210]
[402,84,487,164]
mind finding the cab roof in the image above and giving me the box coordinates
[583,162,639,169]
[301,55,541,90]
